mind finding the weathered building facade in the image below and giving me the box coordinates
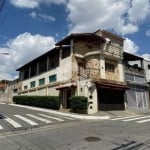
[123,52,149,108]
[17,30,128,114]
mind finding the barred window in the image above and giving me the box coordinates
[105,63,115,72]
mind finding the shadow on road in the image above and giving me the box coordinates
[0,114,6,119]
[112,139,150,150]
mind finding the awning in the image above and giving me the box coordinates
[95,79,129,90]
[56,82,77,90]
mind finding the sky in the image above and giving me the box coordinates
[0,0,150,80]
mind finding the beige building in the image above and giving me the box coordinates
[17,29,128,114]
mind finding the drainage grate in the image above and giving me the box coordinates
[85,136,101,142]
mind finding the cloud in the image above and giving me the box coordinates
[67,0,150,35]
[128,0,150,24]
[10,0,66,8]
[146,29,150,36]
[0,33,55,80]
[10,0,39,8]
[142,54,150,60]
[123,38,139,53]
[29,11,55,22]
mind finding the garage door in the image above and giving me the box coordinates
[98,88,125,110]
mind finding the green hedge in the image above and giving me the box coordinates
[13,96,60,110]
[70,96,87,113]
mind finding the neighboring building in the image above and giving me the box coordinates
[143,60,150,84]
[143,59,150,103]
[0,80,11,103]
[0,82,5,97]
[5,78,19,103]
[17,29,128,114]
[123,52,149,109]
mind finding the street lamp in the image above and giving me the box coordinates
[0,52,9,55]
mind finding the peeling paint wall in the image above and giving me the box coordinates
[85,55,100,78]
[74,40,100,55]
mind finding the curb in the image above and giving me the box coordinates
[9,104,110,120]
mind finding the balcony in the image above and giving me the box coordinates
[124,65,145,77]
[101,43,122,58]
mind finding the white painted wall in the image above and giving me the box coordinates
[21,56,72,95]
[144,60,150,82]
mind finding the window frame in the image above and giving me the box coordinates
[30,81,36,88]
[39,78,45,86]
[49,74,57,83]
[105,62,115,73]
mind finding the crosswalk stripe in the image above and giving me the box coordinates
[0,125,3,130]
[137,119,150,123]
[4,117,22,128]
[14,115,38,126]
[26,114,52,124]
[39,114,64,122]
[110,115,142,120]
[123,116,150,122]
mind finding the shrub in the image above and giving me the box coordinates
[70,96,87,113]
[13,96,60,110]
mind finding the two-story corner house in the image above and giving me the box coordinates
[16,29,128,114]
[123,52,149,109]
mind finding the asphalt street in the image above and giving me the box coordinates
[0,117,150,150]
[1,104,150,149]
[0,104,79,132]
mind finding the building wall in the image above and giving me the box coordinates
[20,54,72,95]
[74,40,100,56]
[144,60,150,82]
[125,71,149,108]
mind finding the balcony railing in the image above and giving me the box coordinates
[78,68,100,79]
[102,44,122,58]
[124,65,144,76]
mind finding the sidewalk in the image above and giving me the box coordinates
[9,104,150,120]
[9,104,110,120]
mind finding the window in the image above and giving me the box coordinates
[148,64,150,70]
[30,81,36,88]
[30,63,37,77]
[78,62,84,76]
[49,75,57,83]
[24,68,29,79]
[62,47,70,59]
[105,63,115,72]
[38,59,47,74]
[39,78,45,86]
[24,85,28,90]
[48,51,59,70]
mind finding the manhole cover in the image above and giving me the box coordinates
[85,137,101,142]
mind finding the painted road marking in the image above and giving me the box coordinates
[4,117,22,128]
[26,114,52,124]
[14,115,38,126]
[123,116,150,122]
[39,114,64,122]
[0,125,3,130]
[137,118,150,123]
[110,115,142,120]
